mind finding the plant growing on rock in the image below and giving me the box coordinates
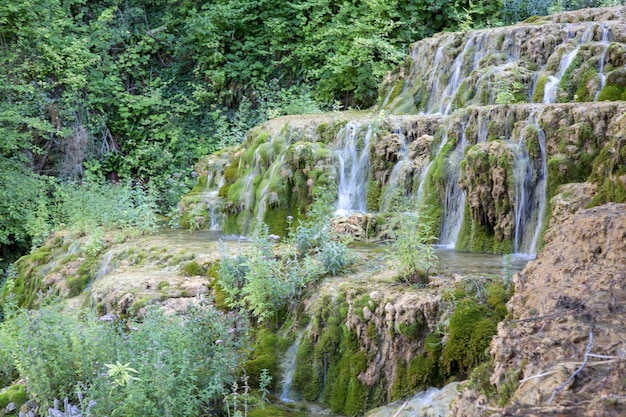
[386,199,439,285]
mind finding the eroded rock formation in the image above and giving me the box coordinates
[451,203,626,416]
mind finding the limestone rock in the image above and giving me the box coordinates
[331,213,376,241]
[451,203,626,416]
[549,182,597,226]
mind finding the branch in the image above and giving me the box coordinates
[391,400,409,417]
[548,326,594,405]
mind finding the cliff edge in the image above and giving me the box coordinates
[452,203,626,416]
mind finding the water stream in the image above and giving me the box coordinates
[335,122,374,215]
[439,127,468,248]
[594,24,611,101]
[280,332,304,403]
[543,26,595,104]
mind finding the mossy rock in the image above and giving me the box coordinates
[131,295,152,312]
[0,383,27,413]
[183,260,205,276]
[532,75,549,103]
[366,179,381,212]
[588,138,626,206]
[597,69,626,101]
[244,329,290,391]
[316,120,347,144]
[442,299,498,376]
[66,274,90,297]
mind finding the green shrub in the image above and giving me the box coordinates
[386,200,439,284]
[0,302,248,416]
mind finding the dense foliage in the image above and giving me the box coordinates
[0,0,508,265]
[2,0,618,264]
[217,187,353,324]
[0,301,249,416]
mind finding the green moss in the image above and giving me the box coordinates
[244,329,290,391]
[589,139,626,206]
[456,206,513,254]
[597,69,626,101]
[352,294,376,320]
[466,359,497,400]
[366,322,378,345]
[532,75,549,103]
[574,68,600,102]
[131,295,152,312]
[316,120,347,144]
[0,383,27,413]
[66,274,90,297]
[366,179,381,212]
[407,353,440,390]
[157,280,170,291]
[328,330,369,416]
[292,336,321,401]
[389,358,408,401]
[442,299,498,376]
[597,84,626,101]
[397,321,421,340]
[486,282,509,319]
[546,156,590,200]
[183,260,204,276]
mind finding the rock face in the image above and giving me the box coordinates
[451,203,626,416]
[181,7,626,255]
[381,6,626,114]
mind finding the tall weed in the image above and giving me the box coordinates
[0,302,248,416]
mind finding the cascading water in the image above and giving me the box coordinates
[280,332,304,403]
[439,127,468,248]
[379,133,411,212]
[543,26,595,104]
[435,38,474,115]
[335,122,373,215]
[416,120,453,201]
[595,25,611,101]
[512,112,548,255]
[424,35,455,113]
[255,155,285,229]
[511,139,533,253]
[525,115,548,255]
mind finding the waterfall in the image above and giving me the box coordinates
[435,38,474,114]
[335,122,373,215]
[417,120,453,201]
[439,127,468,248]
[513,112,548,255]
[512,139,533,253]
[543,26,595,104]
[255,155,285,229]
[424,35,455,113]
[379,133,410,212]
[280,332,304,403]
[595,25,611,101]
[525,116,548,255]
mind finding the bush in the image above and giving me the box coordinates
[217,188,354,322]
[0,302,249,416]
[386,200,439,285]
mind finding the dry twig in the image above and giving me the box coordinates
[547,326,594,405]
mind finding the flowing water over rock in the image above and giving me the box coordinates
[336,122,373,215]
[181,7,626,258]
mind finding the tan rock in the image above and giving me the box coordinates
[451,203,626,416]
